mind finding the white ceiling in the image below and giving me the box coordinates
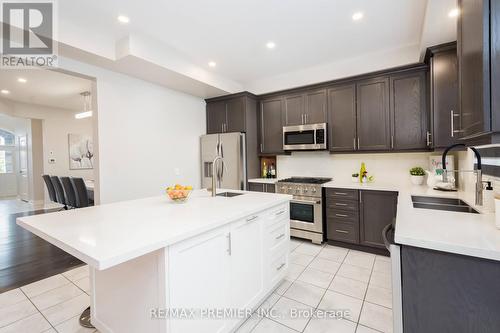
[0,70,92,111]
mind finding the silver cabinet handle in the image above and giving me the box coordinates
[301,114,304,124]
[260,143,263,153]
[221,124,224,132]
[357,137,360,149]
[305,114,308,124]
[275,233,286,240]
[335,229,349,234]
[335,202,348,206]
[353,137,356,150]
[334,192,348,196]
[246,215,258,223]
[451,110,454,137]
[391,135,394,149]
[335,213,348,217]
[226,233,232,255]
[426,131,432,146]
[276,262,286,271]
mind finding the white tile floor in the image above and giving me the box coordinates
[235,239,393,333]
[0,239,393,333]
[0,265,96,333]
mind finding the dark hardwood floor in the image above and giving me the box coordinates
[0,209,83,293]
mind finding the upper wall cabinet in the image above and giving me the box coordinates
[390,70,429,150]
[206,96,247,134]
[427,43,460,149]
[356,77,391,151]
[328,84,357,152]
[284,90,327,126]
[259,97,284,155]
[457,0,500,142]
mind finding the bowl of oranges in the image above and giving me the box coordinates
[166,184,193,203]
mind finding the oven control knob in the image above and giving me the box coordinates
[303,188,308,193]
[288,187,293,191]
[312,188,317,193]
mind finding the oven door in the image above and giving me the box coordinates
[289,196,323,233]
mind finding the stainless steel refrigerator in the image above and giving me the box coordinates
[200,133,247,190]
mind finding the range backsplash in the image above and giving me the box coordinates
[276,151,438,185]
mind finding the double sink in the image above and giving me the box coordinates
[412,195,479,214]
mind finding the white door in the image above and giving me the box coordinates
[17,135,29,202]
[230,215,264,313]
[169,225,231,333]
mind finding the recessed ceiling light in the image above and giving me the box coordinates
[17,78,27,83]
[266,41,276,49]
[352,12,364,21]
[1,89,10,94]
[448,8,460,18]
[117,15,130,24]
[75,111,93,119]
[208,61,217,68]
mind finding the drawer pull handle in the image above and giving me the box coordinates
[275,233,286,240]
[246,215,258,223]
[276,262,286,271]
[334,192,347,195]
[335,213,348,217]
[275,210,285,216]
[335,203,348,206]
[335,229,349,234]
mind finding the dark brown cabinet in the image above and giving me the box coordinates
[328,84,357,152]
[427,43,460,148]
[356,77,391,151]
[390,71,429,150]
[326,188,397,251]
[457,0,500,142]
[259,97,284,154]
[284,94,304,126]
[458,0,490,139]
[206,100,227,134]
[206,96,247,134]
[284,90,327,126]
[248,182,275,193]
[359,190,398,248]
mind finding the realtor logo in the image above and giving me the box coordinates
[1,1,58,68]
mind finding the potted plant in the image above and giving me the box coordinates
[410,167,426,185]
[351,173,359,183]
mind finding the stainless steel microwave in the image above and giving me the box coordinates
[283,123,327,151]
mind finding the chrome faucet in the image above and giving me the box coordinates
[211,155,224,197]
[441,143,483,205]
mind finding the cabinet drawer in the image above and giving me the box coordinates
[326,188,359,201]
[327,221,359,244]
[326,199,359,212]
[326,209,359,224]
[268,220,288,251]
[268,251,288,288]
[265,204,289,224]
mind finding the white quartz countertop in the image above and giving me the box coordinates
[248,178,279,184]
[17,189,292,270]
[323,180,500,261]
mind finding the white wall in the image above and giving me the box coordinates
[277,151,438,186]
[58,57,206,204]
[245,44,420,94]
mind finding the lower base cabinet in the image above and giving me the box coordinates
[248,182,276,193]
[402,246,500,333]
[326,188,397,250]
[168,203,289,333]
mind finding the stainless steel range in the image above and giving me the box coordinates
[276,177,332,244]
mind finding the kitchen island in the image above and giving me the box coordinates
[17,189,292,333]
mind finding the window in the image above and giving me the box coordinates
[0,129,15,174]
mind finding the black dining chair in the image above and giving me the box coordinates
[42,174,57,203]
[50,176,68,210]
[61,177,77,209]
[71,177,92,208]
